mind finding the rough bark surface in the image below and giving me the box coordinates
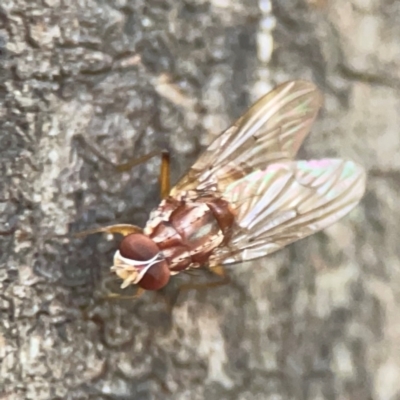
[1,0,399,399]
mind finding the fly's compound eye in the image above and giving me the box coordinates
[119,233,170,290]
[137,261,170,291]
[120,233,159,260]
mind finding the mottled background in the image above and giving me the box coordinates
[1,0,399,399]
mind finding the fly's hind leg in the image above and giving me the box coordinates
[179,265,231,292]
[161,266,231,311]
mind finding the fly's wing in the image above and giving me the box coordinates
[208,159,366,266]
[171,80,323,195]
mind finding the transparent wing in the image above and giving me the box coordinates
[171,80,323,195]
[208,159,366,266]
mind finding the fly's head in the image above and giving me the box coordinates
[112,233,170,290]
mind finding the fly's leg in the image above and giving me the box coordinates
[74,137,171,238]
[97,275,146,300]
[74,224,143,238]
[159,150,170,199]
[160,266,231,311]
[74,135,171,200]
[114,150,170,199]
[177,266,231,293]
[102,287,146,300]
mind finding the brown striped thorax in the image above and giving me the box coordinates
[84,80,366,292]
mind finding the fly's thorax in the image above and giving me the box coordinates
[143,195,236,271]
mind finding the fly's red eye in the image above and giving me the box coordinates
[138,261,170,290]
[119,233,159,261]
[119,233,170,290]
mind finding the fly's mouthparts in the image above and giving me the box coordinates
[111,250,165,288]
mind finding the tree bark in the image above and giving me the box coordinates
[1,0,398,399]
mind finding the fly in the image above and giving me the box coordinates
[78,80,366,292]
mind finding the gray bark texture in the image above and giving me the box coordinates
[0,0,399,399]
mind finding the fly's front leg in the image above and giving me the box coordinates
[102,287,146,301]
[115,150,171,199]
[97,275,147,301]
[74,224,142,239]
[74,136,171,238]
[159,150,171,199]
[74,135,171,200]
